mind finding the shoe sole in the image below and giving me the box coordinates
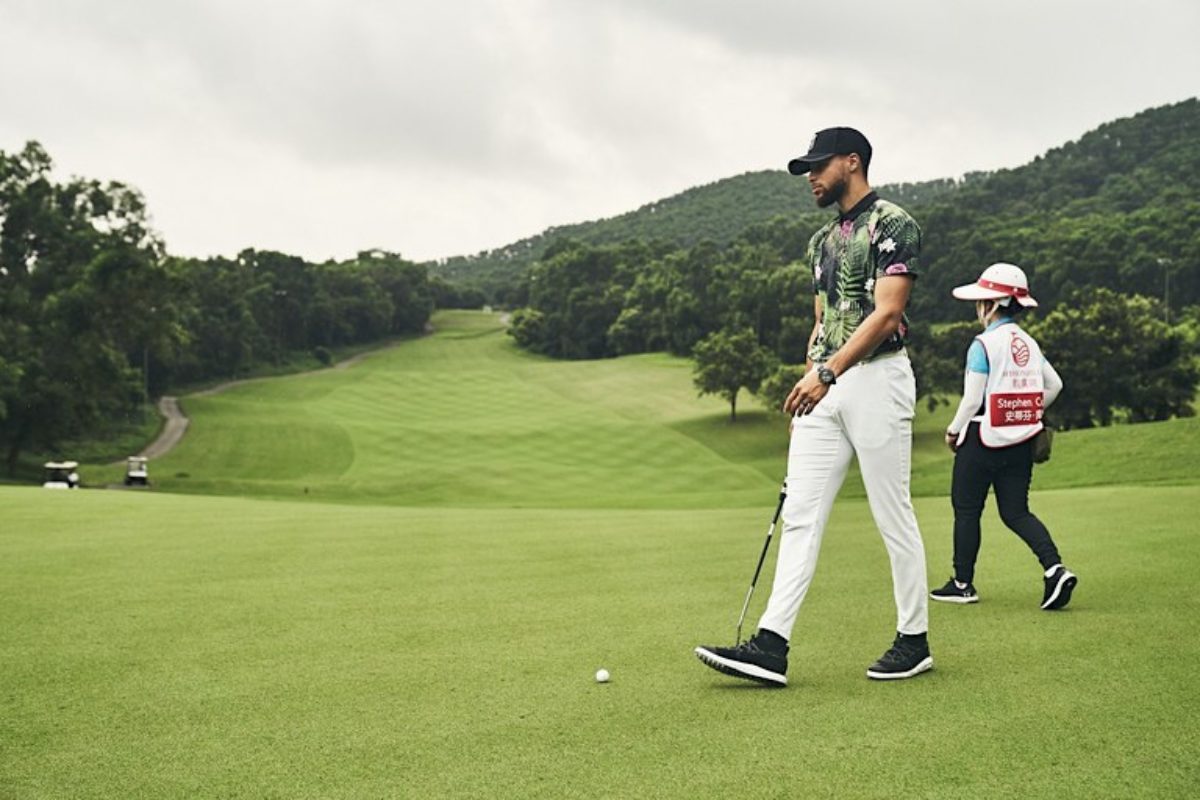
[1041,573,1078,610]
[694,647,787,687]
[866,655,934,681]
[930,592,979,604]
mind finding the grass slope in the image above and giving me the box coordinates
[92,311,775,509]
[4,310,1199,798]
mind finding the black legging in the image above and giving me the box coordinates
[951,422,1060,584]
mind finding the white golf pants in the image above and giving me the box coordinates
[758,352,929,640]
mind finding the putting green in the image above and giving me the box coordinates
[3,310,1198,798]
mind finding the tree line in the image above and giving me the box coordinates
[0,142,473,474]
[507,231,1199,427]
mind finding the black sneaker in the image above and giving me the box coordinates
[866,632,933,680]
[1041,565,1078,610]
[694,629,788,687]
[930,578,979,604]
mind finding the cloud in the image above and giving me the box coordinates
[1,0,1197,262]
[580,0,1200,175]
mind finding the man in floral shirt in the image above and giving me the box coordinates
[696,127,932,686]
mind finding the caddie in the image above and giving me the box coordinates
[932,262,1078,610]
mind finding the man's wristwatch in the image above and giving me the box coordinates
[816,365,837,386]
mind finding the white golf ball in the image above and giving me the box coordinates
[595,668,610,683]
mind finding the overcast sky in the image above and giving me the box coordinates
[2,1,1197,264]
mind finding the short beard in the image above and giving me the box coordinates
[816,177,847,208]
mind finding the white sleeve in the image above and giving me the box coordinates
[1042,360,1063,408]
[947,370,987,436]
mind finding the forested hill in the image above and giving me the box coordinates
[430,98,1199,308]
[938,97,1199,218]
[914,97,1199,319]
[429,171,970,298]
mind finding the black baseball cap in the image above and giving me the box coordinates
[787,127,872,175]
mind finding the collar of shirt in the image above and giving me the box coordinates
[984,316,1016,332]
[837,191,879,223]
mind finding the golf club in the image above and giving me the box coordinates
[735,482,787,644]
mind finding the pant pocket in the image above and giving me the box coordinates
[887,357,916,421]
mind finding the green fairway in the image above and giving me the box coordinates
[3,310,1199,798]
[114,310,778,509]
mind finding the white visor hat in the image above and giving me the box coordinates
[951,262,1038,307]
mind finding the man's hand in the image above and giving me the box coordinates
[784,369,831,415]
[944,431,958,452]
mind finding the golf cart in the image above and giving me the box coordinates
[124,456,149,487]
[43,461,80,490]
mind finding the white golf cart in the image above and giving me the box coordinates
[124,456,150,487]
[43,461,80,490]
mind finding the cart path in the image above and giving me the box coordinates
[139,397,190,459]
[135,337,419,461]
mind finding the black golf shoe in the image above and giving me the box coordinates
[930,577,979,604]
[1041,565,1078,610]
[866,632,933,681]
[695,629,788,687]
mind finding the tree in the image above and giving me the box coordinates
[755,363,806,416]
[692,328,775,421]
[514,239,658,359]
[352,250,434,334]
[171,255,269,380]
[430,276,486,310]
[1028,288,1198,428]
[507,307,546,352]
[0,141,181,473]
